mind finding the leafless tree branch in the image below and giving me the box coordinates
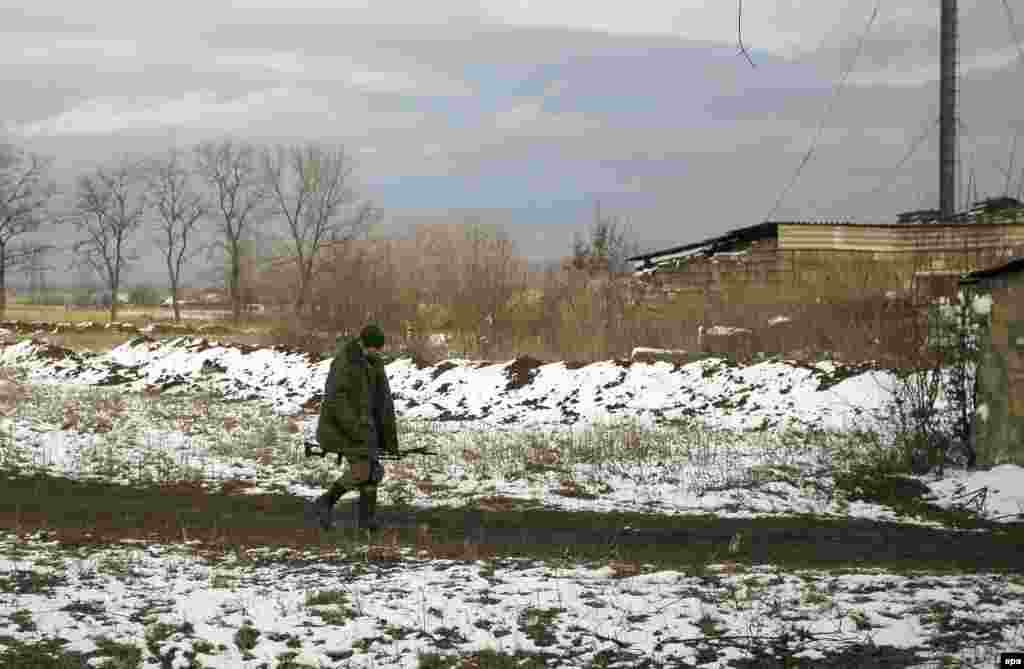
[69,161,147,321]
[145,148,208,321]
[0,143,57,316]
[194,139,268,323]
[261,142,377,318]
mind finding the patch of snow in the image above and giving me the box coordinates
[0,332,1021,667]
[705,325,753,336]
[629,347,687,360]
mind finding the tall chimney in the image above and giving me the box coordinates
[939,0,958,220]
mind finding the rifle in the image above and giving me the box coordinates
[303,440,439,464]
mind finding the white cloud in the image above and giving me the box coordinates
[542,79,568,98]
[348,69,423,95]
[214,51,308,75]
[11,88,329,137]
[4,34,140,66]
[3,0,1003,67]
[848,47,1022,87]
[211,49,474,96]
[474,0,936,57]
[494,100,544,130]
[492,99,602,137]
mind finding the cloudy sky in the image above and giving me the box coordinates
[3,0,1023,288]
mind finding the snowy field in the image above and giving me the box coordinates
[0,333,1022,668]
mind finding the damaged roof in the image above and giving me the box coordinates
[959,256,1024,284]
[628,220,863,265]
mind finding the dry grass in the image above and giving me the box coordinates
[1,305,304,354]
[9,232,1015,367]
[3,305,162,323]
[0,292,938,370]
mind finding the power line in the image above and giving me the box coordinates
[736,0,756,68]
[865,116,940,201]
[763,1,881,222]
[958,116,1004,204]
[1001,0,1024,67]
[957,117,980,205]
[957,116,967,212]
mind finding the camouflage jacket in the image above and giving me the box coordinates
[315,337,398,459]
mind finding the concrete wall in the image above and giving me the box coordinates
[966,270,1024,467]
[643,224,1024,300]
[778,222,1024,253]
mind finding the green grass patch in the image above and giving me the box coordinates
[0,469,1021,576]
[233,621,260,655]
[416,648,554,669]
[92,637,144,669]
[8,609,36,633]
[0,635,98,669]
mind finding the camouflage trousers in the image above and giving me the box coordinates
[328,455,384,499]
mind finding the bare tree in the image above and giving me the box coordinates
[466,224,525,357]
[145,148,207,322]
[570,201,641,277]
[261,142,377,318]
[0,144,57,319]
[70,161,147,322]
[194,139,268,324]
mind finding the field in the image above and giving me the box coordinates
[0,303,306,355]
[0,306,1021,669]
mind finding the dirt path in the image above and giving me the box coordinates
[348,505,1024,571]
[3,471,1021,572]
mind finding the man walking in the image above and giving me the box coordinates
[311,323,398,532]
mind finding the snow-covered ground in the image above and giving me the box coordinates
[1,334,1022,668]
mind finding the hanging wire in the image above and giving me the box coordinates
[1002,0,1024,66]
[958,117,990,206]
[1002,0,1024,202]
[736,0,757,68]
[1001,134,1018,197]
[763,1,881,222]
[865,116,941,200]
[958,115,968,213]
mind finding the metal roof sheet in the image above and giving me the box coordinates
[631,218,1024,264]
[959,256,1024,282]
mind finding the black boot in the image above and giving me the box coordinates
[312,487,345,531]
[357,487,379,532]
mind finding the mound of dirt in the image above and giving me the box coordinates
[268,344,325,364]
[504,355,545,391]
[429,361,457,381]
[32,341,80,361]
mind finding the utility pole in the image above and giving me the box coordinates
[939,0,958,220]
